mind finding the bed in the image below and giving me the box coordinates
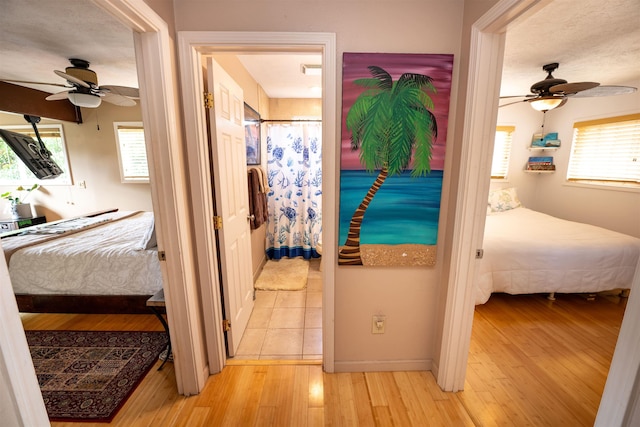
[476,188,640,305]
[1,210,163,313]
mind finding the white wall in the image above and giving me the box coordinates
[171,0,472,371]
[495,77,640,238]
[0,103,153,221]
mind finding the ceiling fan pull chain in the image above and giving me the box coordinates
[539,110,547,137]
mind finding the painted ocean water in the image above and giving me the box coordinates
[339,169,443,245]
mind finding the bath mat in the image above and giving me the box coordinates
[254,258,309,290]
[26,330,167,422]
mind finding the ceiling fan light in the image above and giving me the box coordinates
[530,97,563,112]
[67,92,102,108]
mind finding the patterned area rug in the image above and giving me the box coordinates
[254,258,309,290]
[26,330,167,422]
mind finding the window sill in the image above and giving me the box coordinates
[564,180,640,193]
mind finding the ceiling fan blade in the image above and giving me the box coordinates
[54,70,91,88]
[100,85,140,99]
[499,99,527,108]
[45,90,72,101]
[101,92,137,107]
[550,81,599,95]
[1,79,71,88]
[570,85,638,98]
[499,94,534,99]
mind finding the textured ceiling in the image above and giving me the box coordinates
[500,0,640,97]
[0,0,638,100]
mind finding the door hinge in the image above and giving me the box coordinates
[158,250,166,261]
[204,92,214,109]
[213,216,223,230]
[222,319,231,332]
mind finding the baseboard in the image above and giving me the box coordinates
[334,359,432,373]
[431,360,439,379]
[253,256,267,283]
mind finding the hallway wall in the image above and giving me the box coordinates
[163,0,498,371]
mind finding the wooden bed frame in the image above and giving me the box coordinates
[15,294,154,314]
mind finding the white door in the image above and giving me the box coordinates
[206,57,254,357]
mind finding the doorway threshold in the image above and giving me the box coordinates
[226,359,322,367]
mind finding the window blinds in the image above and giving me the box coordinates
[114,124,149,182]
[491,126,515,179]
[567,114,640,184]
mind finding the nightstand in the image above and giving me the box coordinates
[0,215,47,232]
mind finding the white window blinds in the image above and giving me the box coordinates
[567,114,640,185]
[491,126,514,179]
[114,122,149,183]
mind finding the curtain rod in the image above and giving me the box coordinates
[258,119,322,123]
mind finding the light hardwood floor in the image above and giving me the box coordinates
[21,291,626,426]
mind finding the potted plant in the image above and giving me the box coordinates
[1,184,39,219]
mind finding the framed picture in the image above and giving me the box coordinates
[244,103,261,165]
[338,52,454,267]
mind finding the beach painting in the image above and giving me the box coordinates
[339,53,453,266]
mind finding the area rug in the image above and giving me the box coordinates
[26,330,167,422]
[254,258,309,290]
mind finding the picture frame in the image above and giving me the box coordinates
[244,103,261,165]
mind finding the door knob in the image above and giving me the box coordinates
[247,214,255,221]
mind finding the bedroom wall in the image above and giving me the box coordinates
[0,103,153,222]
[169,0,482,372]
[495,76,640,238]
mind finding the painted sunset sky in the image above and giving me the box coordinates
[340,53,453,171]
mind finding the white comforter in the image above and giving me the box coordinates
[4,211,162,296]
[475,208,640,304]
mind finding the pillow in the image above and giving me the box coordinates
[488,187,522,212]
[139,217,157,250]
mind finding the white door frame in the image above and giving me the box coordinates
[94,0,208,394]
[436,0,565,393]
[177,31,337,373]
[440,1,640,423]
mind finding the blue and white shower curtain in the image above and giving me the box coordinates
[265,122,322,259]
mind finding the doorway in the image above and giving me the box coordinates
[177,31,337,374]
[205,52,324,361]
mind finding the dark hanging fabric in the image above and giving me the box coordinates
[247,168,268,229]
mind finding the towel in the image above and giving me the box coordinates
[248,169,268,229]
[250,166,269,193]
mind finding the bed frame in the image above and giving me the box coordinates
[4,210,161,315]
[15,294,154,314]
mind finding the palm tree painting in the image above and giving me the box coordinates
[339,53,453,266]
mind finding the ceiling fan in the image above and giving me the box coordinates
[2,58,139,108]
[500,62,637,112]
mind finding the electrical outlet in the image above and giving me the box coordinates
[372,315,386,334]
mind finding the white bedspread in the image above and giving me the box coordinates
[4,211,162,296]
[476,208,640,305]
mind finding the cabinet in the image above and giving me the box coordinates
[0,215,46,232]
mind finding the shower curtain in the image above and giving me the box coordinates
[265,122,322,260]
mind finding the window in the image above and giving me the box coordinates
[0,124,72,185]
[567,114,640,187]
[114,122,149,183]
[491,126,514,179]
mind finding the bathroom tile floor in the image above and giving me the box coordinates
[233,258,322,360]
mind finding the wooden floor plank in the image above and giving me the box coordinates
[25,292,624,427]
